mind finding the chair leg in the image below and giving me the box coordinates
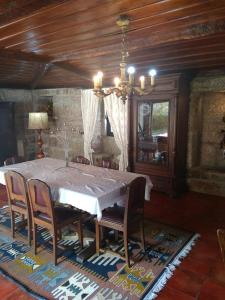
[27,214,32,247]
[124,230,130,268]
[217,229,225,264]
[95,221,100,255]
[57,229,62,240]
[33,223,37,255]
[114,230,119,242]
[140,220,145,250]
[53,234,57,266]
[77,220,83,248]
[11,211,15,238]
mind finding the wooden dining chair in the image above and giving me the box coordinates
[0,184,8,206]
[102,159,111,168]
[4,171,32,246]
[98,159,119,170]
[4,156,25,166]
[27,178,83,265]
[95,176,146,267]
[72,155,90,165]
[111,161,119,170]
[217,229,225,265]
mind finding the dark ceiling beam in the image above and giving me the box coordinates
[0,48,50,63]
[0,83,30,89]
[0,48,91,82]
[30,63,52,89]
[54,62,92,82]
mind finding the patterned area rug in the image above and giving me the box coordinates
[0,207,199,300]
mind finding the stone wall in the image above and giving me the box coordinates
[187,72,225,197]
[0,88,85,161]
[34,88,84,161]
[0,88,113,163]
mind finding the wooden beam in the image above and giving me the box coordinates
[0,48,50,63]
[54,62,92,82]
[0,48,91,81]
[30,63,52,89]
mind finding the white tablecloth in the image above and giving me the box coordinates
[0,158,153,220]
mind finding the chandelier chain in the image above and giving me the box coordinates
[121,26,129,63]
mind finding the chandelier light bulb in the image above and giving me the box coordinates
[127,66,135,74]
[149,69,157,77]
[127,66,135,84]
[149,69,157,86]
[97,71,103,78]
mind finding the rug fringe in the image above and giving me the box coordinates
[143,233,200,300]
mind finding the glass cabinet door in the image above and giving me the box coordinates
[137,100,169,166]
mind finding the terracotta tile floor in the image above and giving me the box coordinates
[0,188,225,299]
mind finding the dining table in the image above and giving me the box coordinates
[0,157,153,220]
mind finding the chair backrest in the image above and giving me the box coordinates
[124,176,146,224]
[27,179,54,224]
[111,161,119,170]
[98,159,119,170]
[72,155,90,165]
[102,159,111,168]
[4,170,28,207]
[4,156,25,166]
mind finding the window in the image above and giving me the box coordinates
[105,114,113,136]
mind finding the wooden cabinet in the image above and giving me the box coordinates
[0,102,17,166]
[129,74,190,196]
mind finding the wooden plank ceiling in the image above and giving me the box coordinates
[0,0,225,88]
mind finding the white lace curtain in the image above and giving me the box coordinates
[81,90,99,162]
[104,94,128,171]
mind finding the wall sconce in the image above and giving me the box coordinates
[28,112,48,159]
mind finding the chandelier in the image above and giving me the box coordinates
[93,15,157,104]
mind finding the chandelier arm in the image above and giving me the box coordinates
[132,86,156,96]
[93,89,112,98]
